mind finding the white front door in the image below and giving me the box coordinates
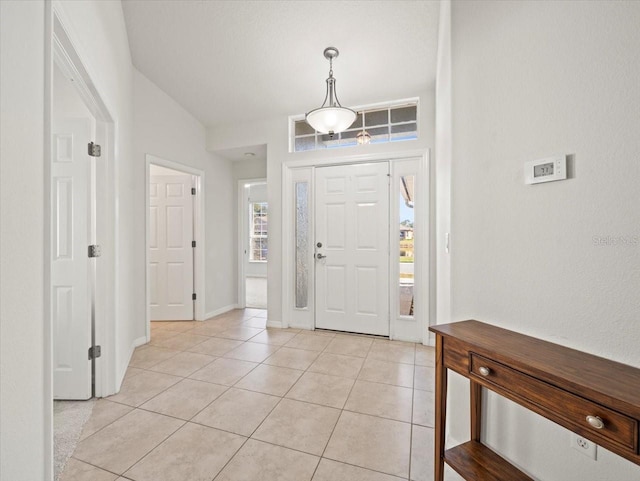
[315,162,390,335]
[149,174,194,320]
[52,119,92,400]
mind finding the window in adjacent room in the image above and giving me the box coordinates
[250,202,268,261]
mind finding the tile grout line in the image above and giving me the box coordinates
[93,331,428,440]
[62,313,266,478]
[308,334,377,480]
[71,311,434,481]
[117,315,265,480]
[409,355,416,481]
[210,339,326,481]
[93,408,187,479]
[86,324,245,442]
[66,457,128,478]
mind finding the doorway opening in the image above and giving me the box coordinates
[145,155,206,337]
[148,164,197,321]
[239,180,268,309]
[49,14,116,402]
[47,8,118,479]
[282,152,429,343]
[51,60,98,401]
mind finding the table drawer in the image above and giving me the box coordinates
[470,353,638,453]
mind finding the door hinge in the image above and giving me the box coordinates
[192,293,197,300]
[191,187,196,195]
[88,345,101,360]
[88,245,101,258]
[192,240,196,248]
[88,142,101,157]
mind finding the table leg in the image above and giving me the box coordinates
[434,334,447,481]
[470,380,482,442]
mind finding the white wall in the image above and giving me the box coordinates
[449,1,640,480]
[0,2,46,479]
[2,1,141,477]
[134,69,236,322]
[434,0,452,329]
[208,89,436,326]
[232,157,267,180]
[53,63,96,129]
[150,164,190,176]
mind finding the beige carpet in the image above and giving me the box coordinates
[54,399,96,480]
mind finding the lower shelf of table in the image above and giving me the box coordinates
[444,440,533,481]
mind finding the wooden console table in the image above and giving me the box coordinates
[429,320,640,480]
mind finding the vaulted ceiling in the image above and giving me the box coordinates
[122,0,440,128]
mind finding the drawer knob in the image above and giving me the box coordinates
[478,366,491,376]
[586,415,604,429]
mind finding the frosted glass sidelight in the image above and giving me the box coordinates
[295,182,309,308]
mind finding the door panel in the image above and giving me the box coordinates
[315,162,390,335]
[52,119,92,400]
[149,174,194,320]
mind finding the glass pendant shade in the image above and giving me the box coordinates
[306,47,356,135]
[356,129,371,145]
[306,106,356,135]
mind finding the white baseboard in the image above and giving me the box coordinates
[204,304,238,320]
[116,335,149,393]
[289,323,313,331]
[392,334,421,343]
[266,320,283,329]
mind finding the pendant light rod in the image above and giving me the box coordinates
[323,47,339,108]
[305,46,356,136]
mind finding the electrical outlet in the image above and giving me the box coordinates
[571,434,597,460]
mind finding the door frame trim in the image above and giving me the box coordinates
[145,154,206,339]
[281,149,430,344]
[45,4,118,478]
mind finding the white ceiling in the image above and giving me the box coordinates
[122,0,440,129]
[215,143,267,162]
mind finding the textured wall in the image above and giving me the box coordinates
[0,2,46,479]
[449,1,640,479]
[207,89,436,326]
[134,70,236,321]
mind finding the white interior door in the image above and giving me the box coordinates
[149,174,194,320]
[52,119,92,400]
[315,162,390,335]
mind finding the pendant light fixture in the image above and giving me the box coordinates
[305,47,356,138]
[356,121,371,145]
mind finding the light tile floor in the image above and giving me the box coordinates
[62,308,436,481]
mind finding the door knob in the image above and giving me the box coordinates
[316,253,326,259]
[586,415,605,429]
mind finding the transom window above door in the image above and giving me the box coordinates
[290,99,419,153]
